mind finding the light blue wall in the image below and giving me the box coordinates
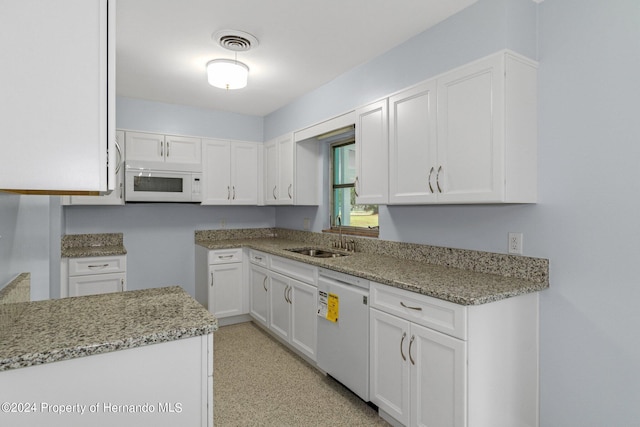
[64,204,274,298]
[271,0,640,424]
[0,193,57,301]
[117,96,264,142]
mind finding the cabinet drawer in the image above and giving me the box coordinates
[370,282,467,340]
[208,248,242,264]
[248,250,269,267]
[68,256,126,276]
[270,255,317,285]
[68,272,125,297]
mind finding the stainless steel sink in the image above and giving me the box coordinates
[285,248,349,258]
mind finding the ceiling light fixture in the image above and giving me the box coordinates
[207,57,249,90]
[207,30,258,91]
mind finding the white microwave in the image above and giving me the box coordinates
[125,169,202,202]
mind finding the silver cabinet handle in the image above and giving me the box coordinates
[233,186,236,200]
[227,186,230,200]
[254,256,263,262]
[262,276,268,292]
[400,332,407,361]
[284,285,290,303]
[210,272,214,287]
[160,140,163,157]
[273,186,277,200]
[409,335,416,365]
[88,264,109,270]
[287,184,292,199]
[436,165,443,193]
[119,182,123,200]
[287,286,292,304]
[166,141,170,157]
[114,138,123,174]
[428,167,434,193]
[218,255,234,260]
[354,176,360,197]
[400,301,423,311]
[120,278,124,290]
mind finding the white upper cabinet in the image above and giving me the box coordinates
[387,50,537,204]
[0,0,115,192]
[125,131,202,171]
[389,81,438,204]
[264,134,294,205]
[201,139,259,205]
[355,99,389,205]
[64,130,126,205]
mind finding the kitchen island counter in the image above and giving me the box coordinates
[0,286,217,372]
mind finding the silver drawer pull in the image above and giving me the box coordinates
[218,255,234,259]
[400,332,407,361]
[254,256,263,262]
[88,264,109,270]
[409,335,416,365]
[400,301,423,311]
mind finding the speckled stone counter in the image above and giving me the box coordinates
[0,286,217,372]
[195,228,549,306]
[0,273,30,304]
[61,232,127,258]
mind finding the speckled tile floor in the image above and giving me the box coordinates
[213,322,390,426]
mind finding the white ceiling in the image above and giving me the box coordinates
[116,0,478,117]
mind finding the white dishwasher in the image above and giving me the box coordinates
[317,267,370,401]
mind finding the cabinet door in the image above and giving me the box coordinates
[68,130,125,205]
[370,308,410,426]
[437,55,504,203]
[290,279,317,361]
[68,272,124,297]
[389,81,438,204]
[249,265,270,328]
[208,262,244,318]
[277,135,294,204]
[126,131,164,163]
[269,273,291,341]
[231,142,259,204]
[164,135,202,165]
[264,139,279,205]
[0,0,113,192]
[201,139,232,204]
[411,323,467,427]
[355,99,389,204]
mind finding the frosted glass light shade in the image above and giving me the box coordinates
[206,59,249,90]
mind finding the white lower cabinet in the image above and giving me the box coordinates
[370,282,539,427]
[249,264,270,328]
[370,308,466,427]
[269,271,318,361]
[195,247,247,323]
[62,255,126,298]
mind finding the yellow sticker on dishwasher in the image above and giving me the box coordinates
[327,293,339,323]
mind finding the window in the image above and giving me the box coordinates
[330,140,378,236]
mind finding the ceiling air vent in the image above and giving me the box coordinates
[213,30,259,52]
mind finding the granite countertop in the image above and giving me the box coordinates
[61,233,127,258]
[196,236,548,306]
[0,286,217,372]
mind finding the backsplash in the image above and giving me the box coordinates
[61,233,124,250]
[195,228,278,242]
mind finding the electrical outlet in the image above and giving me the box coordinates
[508,232,523,255]
[303,218,310,230]
[220,218,227,228]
